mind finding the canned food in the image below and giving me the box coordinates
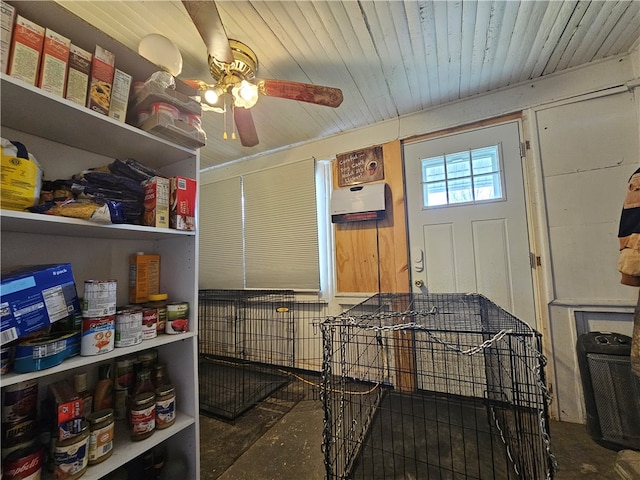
[141,308,158,340]
[80,316,115,356]
[82,280,117,318]
[54,421,89,480]
[145,293,168,333]
[3,442,42,480]
[2,380,38,447]
[87,409,114,465]
[2,380,37,423]
[115,308,143,347]
[166,302,189,334]
[130,392,155,441]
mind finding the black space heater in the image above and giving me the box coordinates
[577,331,640,450]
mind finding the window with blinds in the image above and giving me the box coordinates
[199,158,320,290]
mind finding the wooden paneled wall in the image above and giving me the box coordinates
[333,140,410,294]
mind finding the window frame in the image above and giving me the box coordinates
[420,143,506,209]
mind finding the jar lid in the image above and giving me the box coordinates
[155,384,175,396]
[87,408,114,425]
[134,392,155,406]
[148,293,168,301]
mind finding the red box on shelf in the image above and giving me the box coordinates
[170,176,196,231]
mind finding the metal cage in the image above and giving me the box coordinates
[321,293,556,480]
[198,289,326,420]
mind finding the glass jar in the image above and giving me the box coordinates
[152,362,171,388]
[155,384,176,430]
[130,392,155,441]
[87,408,114,465]
[54,421,89,480]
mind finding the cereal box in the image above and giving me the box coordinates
[86,45,115,115]
[143,176,170,228]
[170,176,197,231]
[38,28,71,97]
[7,15,44,86]
[129,253,160,304]
[108,68,132,122]
[65,44,91,106]
[1,1,16,74]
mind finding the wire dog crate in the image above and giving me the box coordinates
[321,293,556,480]
[198,289,326,420]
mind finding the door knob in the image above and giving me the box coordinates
[414,280,424,288]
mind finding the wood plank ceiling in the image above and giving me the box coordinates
[56,1,640,170]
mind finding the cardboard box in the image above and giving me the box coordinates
[129,253,160,304]
[108,68,132,122]
[49,379,83,441]
[143,176,170,228]
[1,1,16,74]
[170,176,197,231]
[7,15,44,86]
[0,264,81,345]
[65,44,92,106]
[38,28,70,97]
[86,45,115,115]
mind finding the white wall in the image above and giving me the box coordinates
[200,48,640,422]
[531,91,639,422]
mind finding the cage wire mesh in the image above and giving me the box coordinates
[321,293,556,480]
[198,289,327,420]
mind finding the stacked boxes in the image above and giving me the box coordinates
[143,176,170,228]
[0,264,81,345]
[0,1,15,73]
[170,176,197,231]
[7,15,44,85]
[65,44,92,106]
[129,253,161,304]
[38,28,71,97]
[108,68,132,122]
[86,45,115,115]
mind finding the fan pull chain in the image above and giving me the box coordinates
[223,96,228,140]
[231,103,236,140]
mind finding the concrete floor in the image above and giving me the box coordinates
[199,384,628,480]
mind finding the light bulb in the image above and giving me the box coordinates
[232,80,259,108]
[138,34,183,77]
[204,89,219,104]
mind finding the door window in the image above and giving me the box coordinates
[421,145,504,207]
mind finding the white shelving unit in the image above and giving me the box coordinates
[1,2,200,478]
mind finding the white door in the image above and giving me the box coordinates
[404,121,535,324]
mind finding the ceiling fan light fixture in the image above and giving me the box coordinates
[203,86,224,105]
[138,33,183,77]
[232,80,259,108]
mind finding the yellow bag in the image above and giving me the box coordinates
[1,138,43,211]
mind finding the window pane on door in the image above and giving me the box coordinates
[421,144,504,208]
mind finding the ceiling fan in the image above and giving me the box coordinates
[162,1,344,147]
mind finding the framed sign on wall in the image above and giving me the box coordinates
[337,145,384,187]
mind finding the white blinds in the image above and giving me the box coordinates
[198,158,320,290]
[244,159,319,289]
[198,176,244,289]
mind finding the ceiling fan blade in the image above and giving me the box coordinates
[182,0,233,64]
[258,79,343,108]
[182,79,208,90]
[234,107,259,147]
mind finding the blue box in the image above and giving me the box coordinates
[0,264,81,345]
